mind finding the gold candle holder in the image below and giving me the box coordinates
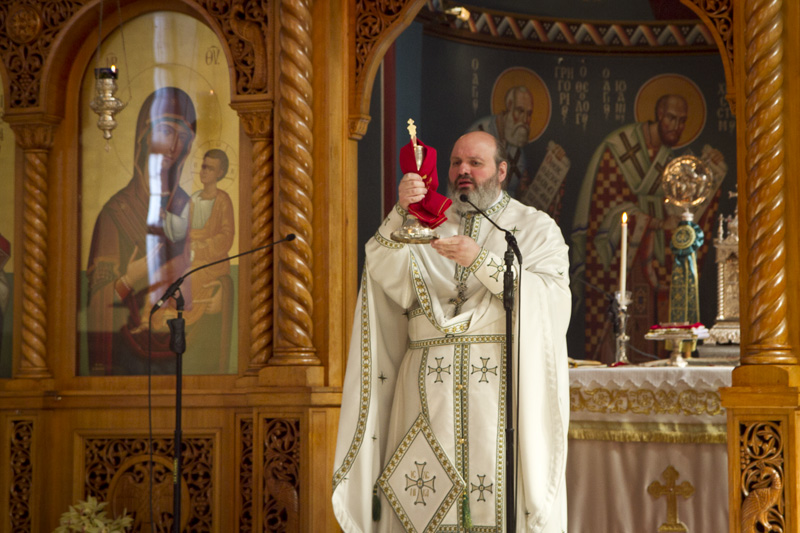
[89,66,127,141]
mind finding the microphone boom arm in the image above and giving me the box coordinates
[152,233,296,312]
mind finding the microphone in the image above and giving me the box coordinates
[459,194,522,265]
[151,233,296,312]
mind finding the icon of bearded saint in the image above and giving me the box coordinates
[571,92,726,363]
[86,87,197,376]
[470,85,534,196]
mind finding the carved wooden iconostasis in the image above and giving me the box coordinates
[0,0,350,531]
[0,0,798,531]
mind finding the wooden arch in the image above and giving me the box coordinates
[347,1,800,531]
[348,0,423,140]
[348,0,736,138]
[8,0,268,117]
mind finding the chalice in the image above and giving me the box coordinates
[391,119,442,243]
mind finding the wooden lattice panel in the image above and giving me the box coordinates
[738,420,785,532]
[263,418,300,532]
[83,435,214,532]
[239,416,254,532]
[9,419,34,533]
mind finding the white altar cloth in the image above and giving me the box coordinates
[567,366,732,533]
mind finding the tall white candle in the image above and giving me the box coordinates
[620,212,628,305]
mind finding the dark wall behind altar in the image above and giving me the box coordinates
[358,21,738,360]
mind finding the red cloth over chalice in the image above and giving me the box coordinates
[400,139,452,229]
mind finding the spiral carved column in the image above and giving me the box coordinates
[725,2,797,529]
[11,121,56,378]
[237,105,276,372]
[740,0,793,365]
[271,0,319,366]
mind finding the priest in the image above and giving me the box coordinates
[333,131,571,532]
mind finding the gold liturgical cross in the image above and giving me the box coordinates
[407,118,417,140]
[647,465,695,533]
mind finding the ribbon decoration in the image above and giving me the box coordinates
[399,139,452,229]
[668,220,704,324]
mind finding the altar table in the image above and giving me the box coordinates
[567,366,732,533]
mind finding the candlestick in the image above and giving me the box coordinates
[620,212,628,305]
[614,293,630,365]
[614,212,630,365]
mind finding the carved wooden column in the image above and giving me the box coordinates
[721,1,800,532]
[739,0,791,366]
[0,0,64,380]
[8,118,57,379]
[272,0,319,366]
[236,103,276,373]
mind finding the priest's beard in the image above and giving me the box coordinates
[448,172,502,215]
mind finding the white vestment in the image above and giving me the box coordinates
[333,193,571,532]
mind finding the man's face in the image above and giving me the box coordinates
[502,90,533,148]
[657,97,688,147]
[200,157,224,184]
[149,121,192,172]
[448,132,507,211]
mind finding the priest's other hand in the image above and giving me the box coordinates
[431,235,481,267]
[398,172,427,210]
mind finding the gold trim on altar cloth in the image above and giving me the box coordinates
[568,420,726,444]
[569,385,723,417]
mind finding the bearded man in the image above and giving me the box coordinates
[333,131,570,532]
[86,87,196,375]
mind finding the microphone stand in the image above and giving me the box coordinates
[460,195,520,532]
[151,233,295,533]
